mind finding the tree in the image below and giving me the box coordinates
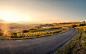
[83,21,85,25]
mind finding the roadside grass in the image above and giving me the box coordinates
[0,28,69,40]
[55,29,86,54]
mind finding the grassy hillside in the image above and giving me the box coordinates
[55,23,86,54]
[0,22,69,40]
[0,22,83,40]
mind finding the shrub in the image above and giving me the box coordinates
[22,30,29,33]
[0,31,3,36]
[79,24,85,26]
[0,29,4,36]
[72,25,78,28]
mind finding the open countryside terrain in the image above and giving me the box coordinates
[0,0,86,54]
[0,22,69,40]
[0,22,86,54]
[0,28,77,54]
[55,22,86,54]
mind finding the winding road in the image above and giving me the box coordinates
[0,28,77,54]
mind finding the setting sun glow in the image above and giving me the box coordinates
[0,11,29,21]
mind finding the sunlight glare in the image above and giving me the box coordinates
[0,11,29,21]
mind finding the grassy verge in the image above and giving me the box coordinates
[0,28,69,40]
[55,29,86,54]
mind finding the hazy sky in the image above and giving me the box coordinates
[0,0,86,23]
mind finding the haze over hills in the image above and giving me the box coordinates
[0,18,40,31]
[0,18,54,25]
[0,18,5,22]
[0,18,38,25]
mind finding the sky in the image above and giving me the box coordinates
[0,0,86,23]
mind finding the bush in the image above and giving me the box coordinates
[0,32,4,36]
[10,32,18,38]
[79,24,85,26]
[22,30,29,33]
[0,29,4,36]
[72,25,78,28]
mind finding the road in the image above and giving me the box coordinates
[0,28,77,54]
[33,28,60,32]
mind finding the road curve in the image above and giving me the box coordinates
[0,28,77,54]
[33,28,60,32]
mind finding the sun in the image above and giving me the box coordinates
[0,11,28,21]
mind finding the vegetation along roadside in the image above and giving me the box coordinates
[0,26,69,40]
[55,23,86,54]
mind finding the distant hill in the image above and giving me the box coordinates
[0,22,40,31]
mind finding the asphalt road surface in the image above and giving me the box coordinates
[0,28,77,54]
[32,28,60,32]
